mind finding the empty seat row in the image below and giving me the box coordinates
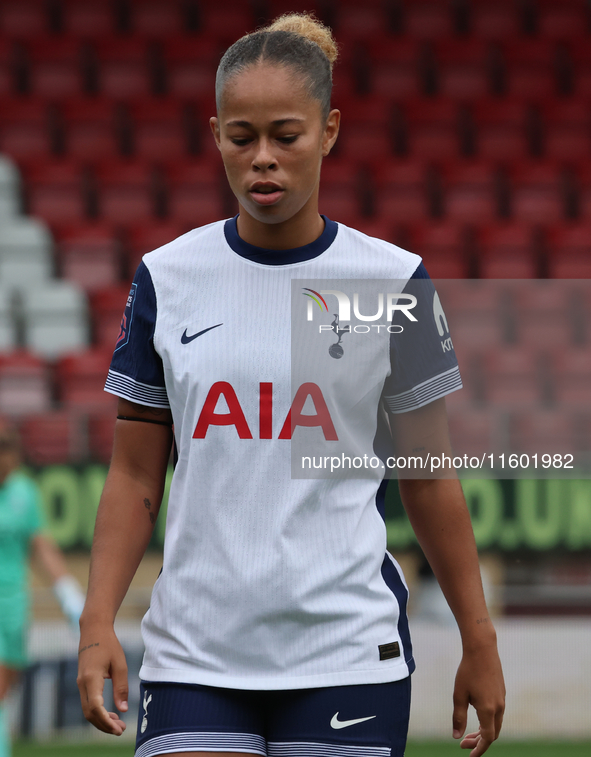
[1,1,590,41]
[0,282,89,358]
[5,95,591,164]
[447,407,591,459]
[12,155,591,228]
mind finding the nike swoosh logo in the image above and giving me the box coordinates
[330,712,377,729]
[181,323,223,344]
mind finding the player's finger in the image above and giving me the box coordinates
[78,673,118,734]
[88,701,125,735]
[494,702,505,740]
[111,656,129,713]
[452,690,468,739]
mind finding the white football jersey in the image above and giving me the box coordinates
[106,216,461,690]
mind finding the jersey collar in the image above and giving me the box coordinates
[224,214,338,265]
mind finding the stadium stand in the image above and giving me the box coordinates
[0,0,589,464]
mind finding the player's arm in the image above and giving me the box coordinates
[30,533,85,628]
[77,398,173,736]
[389,398,505,757]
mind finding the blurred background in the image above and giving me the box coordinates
[0,0,590,753]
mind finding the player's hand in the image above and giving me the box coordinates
[452,641,505,756]
[77,623,129,735]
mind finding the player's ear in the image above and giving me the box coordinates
[210,116,222,152]
[322,109,340,157]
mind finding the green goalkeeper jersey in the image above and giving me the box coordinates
[0,470,45,599]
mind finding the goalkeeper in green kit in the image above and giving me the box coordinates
[0,419,85,757]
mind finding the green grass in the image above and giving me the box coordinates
[12,741,591,757]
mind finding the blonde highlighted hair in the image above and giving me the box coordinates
[215,12,338,119]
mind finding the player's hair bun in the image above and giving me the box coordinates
[263,12,338,70]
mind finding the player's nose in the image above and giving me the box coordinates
[252,138,277,170]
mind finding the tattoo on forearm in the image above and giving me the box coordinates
[476,617,490,624]
[79,642,99,655]
[144,498,156,524]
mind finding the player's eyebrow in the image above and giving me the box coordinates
[226,118,305,127]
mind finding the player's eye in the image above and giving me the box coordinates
[278,135,298,144]
[230,137,251,146]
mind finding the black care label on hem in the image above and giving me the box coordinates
[379,641,401,661]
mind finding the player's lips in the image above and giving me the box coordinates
[249,182,284,206]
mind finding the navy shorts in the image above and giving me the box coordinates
[135,677,411,757]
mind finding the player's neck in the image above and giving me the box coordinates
[236,203,325,251]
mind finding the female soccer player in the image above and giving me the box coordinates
[0,420,85,757]
[77,13,505,757]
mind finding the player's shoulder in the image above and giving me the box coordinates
[335,222,424,279]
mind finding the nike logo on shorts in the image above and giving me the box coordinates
[330,712,377,729]
[181,323,223,344]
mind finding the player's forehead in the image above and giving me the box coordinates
[219,62,319,126]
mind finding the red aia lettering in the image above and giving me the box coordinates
[193,381,338,440]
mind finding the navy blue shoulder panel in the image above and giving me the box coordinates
[107,261,168,400]
[383,260,461,410]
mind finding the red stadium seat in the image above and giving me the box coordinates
[95,37,152,99]
[541,99,591,162]
[510,279,576,347]
[166,159,224,227]
[26,37,85,98]
[439,279,506,349]
[537,0,591,39]
[509,161,569,224]
[546,223,591,278]
[130,0,184,37]
[401,97,462,160]
[95,160,157,225]
[374,159,432,223]
[0,1,49,37]
[483,346,544,408]
[440,160,501,223]
[0,98,53,162]
[509,410,577,456]
[23,160,87,226]
[57,222,121,292]
[200,2,254,43]
[503,39,560,99]
[319,159,362,223]
[335,4,389,40]
[62,0,117,37]
[477,224,539,278]
[405,221,470,279]
[91,285,132,348]
[472,98,533,161]
[549,346,591,408]
[88,411,116,463]
[62,98,120,161]
[20,411,81,465]
[162,36,218,100]
[403,1,455,39]
[0,350,52,416]
[0,39,15,96]
[569,40,591,98]
[447,409,501,458]
[576,160,591,220]
[469,1,523,39]
[336,96,394,160]
[126,220,187,274]
[369,35,424,99]
[56,347,116,412]
[130,98,190,161]
[434,39,494,100]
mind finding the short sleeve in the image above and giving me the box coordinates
[382,262,462,413]
[104,261,169,408]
